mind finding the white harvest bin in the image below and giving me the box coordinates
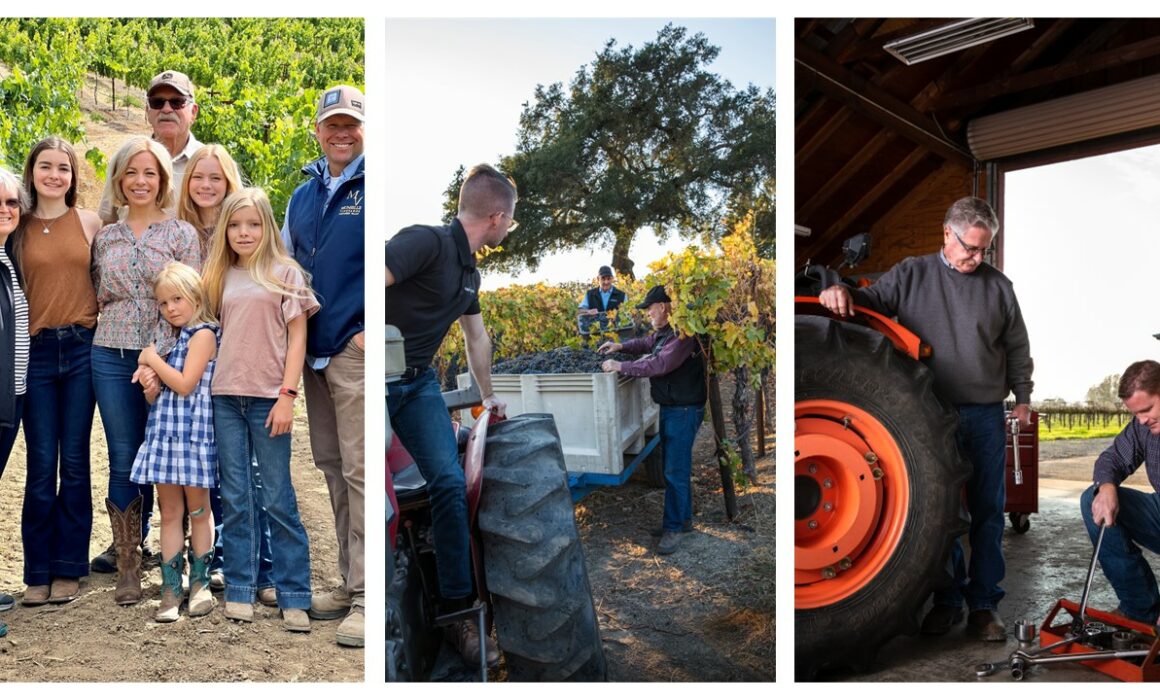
[457,372,659,476]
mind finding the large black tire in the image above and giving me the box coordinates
[795,315,970,678]
[478,414,608,681]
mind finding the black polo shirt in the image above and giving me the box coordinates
[386,218,481,369]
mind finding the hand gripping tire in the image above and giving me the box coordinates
[795,315,970,678]
[478,414,608,681]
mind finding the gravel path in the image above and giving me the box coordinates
[1038,437,1107,461]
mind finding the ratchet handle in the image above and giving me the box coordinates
[1009,416,1023,486]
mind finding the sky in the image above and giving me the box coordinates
[1004,143,1160,403]
[384,18,775,291]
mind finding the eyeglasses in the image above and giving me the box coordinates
[0,199,20,210]
[949,226,996,257]
[495,211,519,233]
[147,96,190,110]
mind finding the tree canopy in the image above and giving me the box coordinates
[443,24,775,278]
[1086,373,1121,410]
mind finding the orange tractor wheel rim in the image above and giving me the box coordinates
[795,399,909,609]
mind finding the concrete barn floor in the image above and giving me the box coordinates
[820,469,1160,683]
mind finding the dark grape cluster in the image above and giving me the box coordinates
[492,347,634,375]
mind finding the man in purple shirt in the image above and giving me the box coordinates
[599,285,706,554]
[1082,360,1160,625]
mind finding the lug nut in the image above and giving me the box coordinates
[822,567,837,579]
[823,502,833,512]
[864,451,878,464]
[823,479,833,489]
[807,520,818,530]
[872,467,884,480]
[808,463,818,474]
[839,557,852,570]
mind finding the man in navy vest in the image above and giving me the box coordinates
[599,285,706,555]
[578,265,626,333]
[283,84,365,648]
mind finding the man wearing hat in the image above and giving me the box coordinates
[99,69,204,223]
[599,285,706,555]
[579,265,626,317]
[283,85,365,648]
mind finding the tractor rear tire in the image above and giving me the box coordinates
[795,315,970,679]
[478,414,608,681]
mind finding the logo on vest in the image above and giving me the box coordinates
[339,190,363,217]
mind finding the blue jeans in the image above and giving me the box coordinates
[22,326,96,584]
[660,405,705,532]
[1080,485,1160,623]
[91,346,153,540]
[386,369,471,600]
[934,403,1007,611]
[214,396,311,608]
[211,482,273,587]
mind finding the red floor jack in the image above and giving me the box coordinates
[976,525,1160,681]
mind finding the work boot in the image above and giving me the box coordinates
[187,549,215,617]
[257,587,278,607]
[921,604,964,635]
[224,601,254,623]
[155,549,185,623]
[449,618,500,668]
[650,523,693,538]
[107,496,144,605]
[967,609,1007,642]
[657,530,685,555]
[336,603,365,648]
[308,588,352,620]
[282,608,311,633]
[91,542,157,572]
[209,570,225,592]
[22,585,50,607]
[48,578,80,604]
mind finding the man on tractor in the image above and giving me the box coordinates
[385,163,516,667]
[818,196,1034,642]
[1083,360,1160,626]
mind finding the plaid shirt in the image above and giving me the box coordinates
[91,218,201,352]
[1093,420,1160,493]
[131,323,219,488]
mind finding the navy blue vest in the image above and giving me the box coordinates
[286,157,365,358]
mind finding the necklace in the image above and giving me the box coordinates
[36,210,68,235]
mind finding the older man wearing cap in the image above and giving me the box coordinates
[99,70,203,224]
[599,285,707,554]
[283,85,365,648]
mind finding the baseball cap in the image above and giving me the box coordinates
[635,285,672,309]
[598,265,613,277]
[148,70,195,99]
[316,85,365,125]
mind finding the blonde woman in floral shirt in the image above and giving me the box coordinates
[91,136,200,605]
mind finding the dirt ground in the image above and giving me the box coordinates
[574,377,775,682]
[0,74,362,682]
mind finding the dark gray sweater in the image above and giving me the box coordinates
[851,253,1034,405]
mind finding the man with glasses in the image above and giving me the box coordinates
[385,163,516,667]
[818,195,1034,643]
[99,70,203,224]
[284,85,366,649]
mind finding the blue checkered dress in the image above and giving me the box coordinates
[131,323,220,488]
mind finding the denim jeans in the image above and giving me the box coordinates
[1080,485,1160,623]
[386,369,471,600]
[211,482,273,588]
[213,395,311,608]
[660,404,705,532]
[91,345,153,540]
[22,325,96,584]
[934,402,1007,612]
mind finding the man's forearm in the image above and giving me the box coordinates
[464,332,495,398]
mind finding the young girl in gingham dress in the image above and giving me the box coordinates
[130,261,219,622]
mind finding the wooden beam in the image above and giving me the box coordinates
[796,40,974,167]
[938,33,1160,111]
[798,130,896,222]
[795,107,851,168]
[1009,19,1074,74]
[834,19,957,64]
[821,146,931,245]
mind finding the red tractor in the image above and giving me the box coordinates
[794,239,971,678]
[387,338,607,682]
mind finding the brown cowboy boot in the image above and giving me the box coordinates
[107,496,143,605]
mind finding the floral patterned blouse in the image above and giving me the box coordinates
[91,217,201,352]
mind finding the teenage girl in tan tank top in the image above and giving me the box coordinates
[12,137,102,607]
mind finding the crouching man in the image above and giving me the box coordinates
[1082,359,1160,624]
